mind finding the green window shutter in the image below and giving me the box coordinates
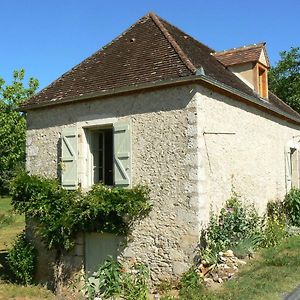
[61,127,78,190]
[113,121,131,187]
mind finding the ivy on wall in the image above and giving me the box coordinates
[10,171,152,251]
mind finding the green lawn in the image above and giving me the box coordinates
[204,235,300,299]
[168,235,300,300]
[1,197,300,299]
[0,196,25,251]
[0,282,55,300]
[0,196,55,300]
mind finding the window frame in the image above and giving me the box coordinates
[76,117,117,190]
[258,65,268,99]
[285,140,300,192]
[86,127,114,186]
[74,117,131,190]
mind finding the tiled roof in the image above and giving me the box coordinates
[22,13,300,121]
[213,43,268,67]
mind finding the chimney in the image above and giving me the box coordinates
[213,43,270,100]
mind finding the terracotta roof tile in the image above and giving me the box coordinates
[213,44,266,67]
[22,13,300,121]
[25,14,191,106]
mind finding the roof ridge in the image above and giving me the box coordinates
[149,12,197,74]
[214,42,266,55]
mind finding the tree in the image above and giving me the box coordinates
[269,47,300,113]
[0,69,39,194]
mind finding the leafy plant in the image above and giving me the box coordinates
[231,234,263,258]
[6,231,37,285]
[200,193,261,260]
[261,200,287,248]
[83,258,150,300]
[123,262,149,300]
[178,267,203,300]
[284,188,300,226]
[10,170,152,251]
[97,259,122,298]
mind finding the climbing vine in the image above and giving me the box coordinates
[10,171,152,251]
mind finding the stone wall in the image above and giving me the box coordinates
[26,84,202,282]
[195,85,300,216]
[26,81,300,285]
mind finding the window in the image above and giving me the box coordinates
[290,148,299,189]
[258,66,267,99]
[60,121,131,190]
[89,128,113,186]
[285,143,300,192]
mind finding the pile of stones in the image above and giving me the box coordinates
[198,250,247,286]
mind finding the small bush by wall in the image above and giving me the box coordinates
[200,193,260,262]
[10,171,152,251]
[6,231,37,285]
[199,193,291,263]
[82,257,149,300]
[261,200,287,248]
[284,188,300,226]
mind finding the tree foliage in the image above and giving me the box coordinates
[269,47,300,112]
[0,69,39,194]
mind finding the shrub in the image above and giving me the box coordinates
[261,200,287,247]
[10,171,151,251]
[231,234,263,258]
[201,193,261,260]
[6,231,37,285]
[284,188,300,226]
[123,262,149,300]
[83,257,149,300]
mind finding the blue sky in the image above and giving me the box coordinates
[1,0,299,90]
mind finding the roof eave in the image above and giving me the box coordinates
[20,75,300,125]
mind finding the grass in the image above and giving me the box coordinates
[0,196,55,300]
[0,282,55,300]
[210,235,300,300]
[1,196,300,299]
[166,235,300,300]
[0,196,25,251]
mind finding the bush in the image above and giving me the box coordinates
[231,234,263,258]
[6,231,37,285]
[201,194,260,261]
[261,200,287,247]
[10,171,151,251]
[83,257,149,300]
[284,188,300,226]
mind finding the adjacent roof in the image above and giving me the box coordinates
[213,43,270,67]
[22,13,300,122]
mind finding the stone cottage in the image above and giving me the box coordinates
[22,13,300,282]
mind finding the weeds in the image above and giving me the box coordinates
[82,257,149,300]
[178,267,203,300]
